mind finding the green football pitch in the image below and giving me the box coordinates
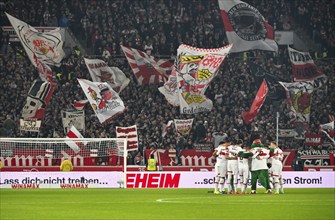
[0,188,334,220]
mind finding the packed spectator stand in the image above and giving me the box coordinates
[0,0,334,165]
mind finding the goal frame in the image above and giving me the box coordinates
[0,137,128,188]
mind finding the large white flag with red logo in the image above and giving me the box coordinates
[175,44,232,114]
[288,46,326,82]
[218,0,278,53]
[242,79,268,124]
[279,81,314,124]
[116,125,139,151]
[121,45,173,85]
[77,79,125,124]
[84,58,130,93]
[6,13,64,67]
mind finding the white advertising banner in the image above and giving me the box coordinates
[1,171,333,189]
[125,171,335,188]
[0,172,123,189]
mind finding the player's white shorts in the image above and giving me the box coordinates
[271,163,283,176]
[238,164,249,179]
[227,160,238,175]
[215,163,227,177]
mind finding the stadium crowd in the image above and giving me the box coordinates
[0,0,334,165]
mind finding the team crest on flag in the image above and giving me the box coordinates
[77,79,125,124]
[121,45,173,85]
[279,81,314,124]
[174,119,194,136]
[218,0,278,53]
[84,58,130,92]
[6,13,65,67]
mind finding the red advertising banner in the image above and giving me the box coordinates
[1,150,333,172]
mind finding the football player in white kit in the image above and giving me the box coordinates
[226,139,243,194]
[238,145,250,194]
[213,141,229,194]
[269,141,284,194]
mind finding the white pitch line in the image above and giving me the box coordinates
[156,197,335,205]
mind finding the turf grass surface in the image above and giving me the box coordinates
[0,188,334,220]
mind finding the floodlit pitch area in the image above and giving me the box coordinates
[0,188,334,220]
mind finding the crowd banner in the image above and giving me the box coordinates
[84,58,130,93]
[116,125,139,151]
[19,119,42,132]
[5,13,65,67]
[288,46,326,82]
[1,171,333,189]
[304,133,322,146]
[218,0,278,53]
[174,119,194,136]
[121,45,173,85]
[77,79,125,124]
[62,110,85,133]
[278,129,295,138]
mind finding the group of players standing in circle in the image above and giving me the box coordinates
[213,138,284,194]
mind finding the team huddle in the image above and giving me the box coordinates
[213,139,284,194]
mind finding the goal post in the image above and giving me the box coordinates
[0,137,128,188]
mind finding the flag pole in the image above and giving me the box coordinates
[276,112,279,146]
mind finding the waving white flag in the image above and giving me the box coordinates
[84,58,130,92]
[218,0,278,53]
[6,12,65,67]
[77,79,125,124]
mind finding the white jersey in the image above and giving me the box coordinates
[250,147,270,171]
[214,144,228,165]
[238,149,249,167]
[227,145,242,158]
[227,145,242,175]
[270,148,283,165]
[270,147,283,176]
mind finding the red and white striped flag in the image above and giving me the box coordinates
[66,125,85,153]
[218,0,278,53]
[242,79,268,124]
[121,45,173,85]
[73,100,89,110]
[288,46,326,82]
